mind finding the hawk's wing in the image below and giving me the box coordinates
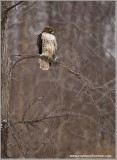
[37,33,42,55]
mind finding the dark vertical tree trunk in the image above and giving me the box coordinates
[1,2,11,158]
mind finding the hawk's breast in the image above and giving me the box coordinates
[42,33,56,54]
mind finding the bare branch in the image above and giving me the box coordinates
[10,54,91,88]
[4,1,24,13]
[11,54,58,69]
[13,114,69,125]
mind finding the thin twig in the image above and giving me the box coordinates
[22,98,38,121]
[69,83,87,115]
[14,114,69,125]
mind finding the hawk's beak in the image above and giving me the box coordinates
[52,31,54,34]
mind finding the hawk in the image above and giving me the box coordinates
[37,26,57,70]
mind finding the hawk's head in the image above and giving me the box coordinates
[42,26,54,35]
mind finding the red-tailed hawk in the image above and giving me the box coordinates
[37,26,57,70]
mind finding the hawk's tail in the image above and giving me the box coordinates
[39,59,49,70]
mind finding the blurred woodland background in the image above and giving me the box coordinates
[1,1,115,158]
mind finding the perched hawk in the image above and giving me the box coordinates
[37,26,57,70]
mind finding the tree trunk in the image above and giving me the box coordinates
[1,2,11,158]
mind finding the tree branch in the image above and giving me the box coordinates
[10,54,91,89]
[13,114,69,125]
[11,54,58,69]
[3,1,24,13]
